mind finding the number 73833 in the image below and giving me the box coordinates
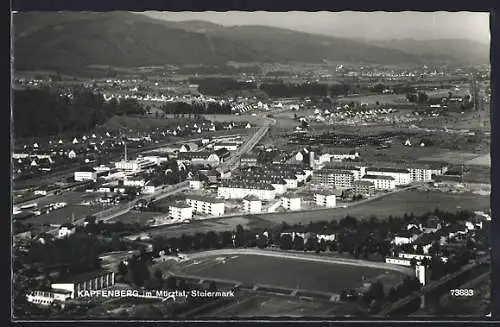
[450,289,474,297]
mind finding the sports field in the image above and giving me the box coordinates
[175,254,406,294]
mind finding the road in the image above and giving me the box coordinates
[217,115,275,174]
[47,181,189,234]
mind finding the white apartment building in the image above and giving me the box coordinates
[360,175,396,190]
[168,204,193,221]
[365,167,411,185]
[312,169,354,189]
[213,143,239,151]
[284,177,299,189]
[189,180,203,190]
[74,170,97,182]
[115,159,156,172]
[26,289,72,306]
[218,182,276,201]
[330,152,359,161]
[242,196,262,214]
[281,195,301,210]
[408,164,447,182]
[123,178,146,187]
[385,257,412,266]
[314,193,336,207]
[139,156,169,166]
[186,196,225,216]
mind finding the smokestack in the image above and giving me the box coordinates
[124,141,128,162]
[309,151,315,169]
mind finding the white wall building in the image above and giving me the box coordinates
[365,168,411,185]
[123,178,146,187]
[281,195,301,210]
[218,182,276,201]
[361,175,396,190]
[26,289,72,306]
[168,205,193,221]
[385,257,412,266]
[186,196,225,216]
[242,196,262,214]
[189,180,203,190]
[314,193,336,207]
[115,159,156,172]
[74,170,97,182]
[58,224,76,238]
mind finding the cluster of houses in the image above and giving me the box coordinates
[386,211,491,273]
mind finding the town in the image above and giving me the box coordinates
[12,11,492,320]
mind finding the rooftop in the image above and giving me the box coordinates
[362,174,395,181]
[186,195,224,204]
[367,167,410,173]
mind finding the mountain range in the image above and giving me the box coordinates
[12,11,490,71]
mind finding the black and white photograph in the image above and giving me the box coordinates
[11,10,492,320]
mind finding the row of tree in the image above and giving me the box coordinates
[161,101,232,115]
[13,88,145,137]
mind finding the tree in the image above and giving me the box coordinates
[208,281,218,292]
[415,244,424,255]
[280,234,293,250]
[118,261,128,277]
[417,92,429,105]
[410,258,418,268]
[329,241,338,252]
[293,235,305,251]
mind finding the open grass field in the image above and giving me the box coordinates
[175,254,405,294]
[23,204,104,225]
[110,210,162,225]
[420,151,485,164]
[256,189,490,225]
[142,190,489,238]
[337,93,408,105]
[466,154,491,166]
[146,216,272,238]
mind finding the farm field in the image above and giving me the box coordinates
[174,254,406,294]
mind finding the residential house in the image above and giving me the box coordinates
[314,192,336,207]
[74,167,97,182]
[360,175,396,190]
[353,180,375,196]
[365,167,411,185]
[242,195,262,214]
[186,195,225,216]
[281,194,301,211]
[58,224,76,239]
[168,204,193,221]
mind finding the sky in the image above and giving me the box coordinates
[142,11,490,43]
